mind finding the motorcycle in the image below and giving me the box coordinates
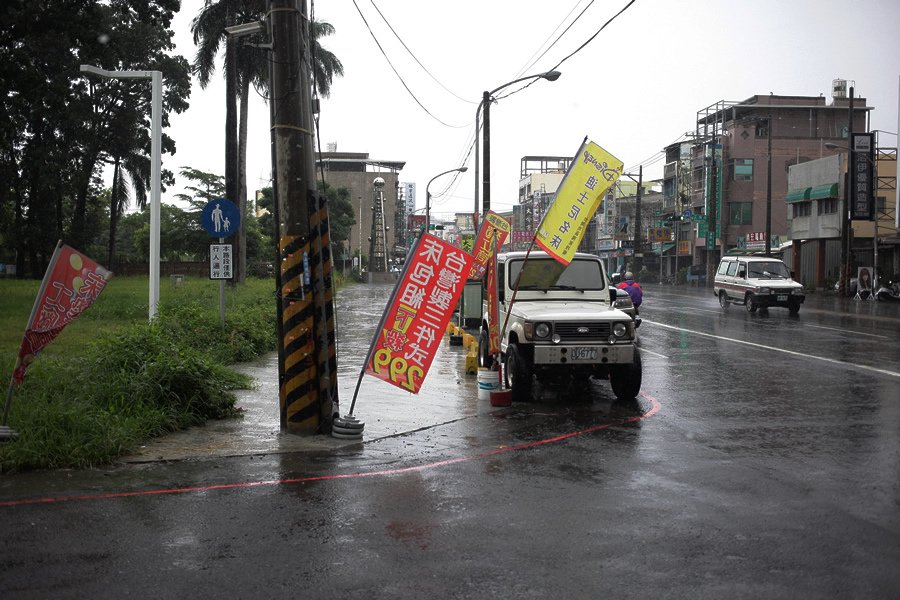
[875,279,900,302]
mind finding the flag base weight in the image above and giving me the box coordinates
[332,414,364,440]
[0,425,19,441]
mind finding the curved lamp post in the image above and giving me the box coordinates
[426,167,468,233]
[475,70,561,221]
[80,64,162,321]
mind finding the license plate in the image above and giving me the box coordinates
[777,295,787,301]
[569,347,597,361]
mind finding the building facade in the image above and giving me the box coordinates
[315,151,405,266]
[662,88,874,287]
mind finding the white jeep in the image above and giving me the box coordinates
[478,251,641,402]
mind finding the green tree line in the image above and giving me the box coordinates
[0,0,345,278]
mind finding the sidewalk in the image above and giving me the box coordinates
[121,335,481,463]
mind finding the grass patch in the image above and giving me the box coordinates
[0,273,346,472]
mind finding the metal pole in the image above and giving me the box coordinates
[149,71,161,321]
[633,166,643,273]
[482,90,491,215]
[474,102,481,229]
[765,111,772,256]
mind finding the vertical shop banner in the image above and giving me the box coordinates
[535,139,623,265]
[468,211,511,280]
[486,236,500,358]
[12,242,112,385]
[365,234,473,393]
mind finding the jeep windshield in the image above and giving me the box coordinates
[508,257,605,291]
[747,262,790,279]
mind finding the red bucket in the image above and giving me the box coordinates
[490,389,512,406]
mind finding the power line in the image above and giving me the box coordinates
[367,0,477,106]
[349,0,468,128]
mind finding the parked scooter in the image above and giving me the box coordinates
[875,279,900,302]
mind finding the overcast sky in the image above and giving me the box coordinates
[166,0,900,217]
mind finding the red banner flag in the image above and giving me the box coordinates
[468,211,510,280]
[12,242,112,386]
[365,234,473,394]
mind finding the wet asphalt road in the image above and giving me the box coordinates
[1,283,899,599]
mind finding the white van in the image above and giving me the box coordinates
[713,255,805,314]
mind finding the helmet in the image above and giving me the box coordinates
[624,271,633,279]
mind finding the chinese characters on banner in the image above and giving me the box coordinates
[12,242,111,385]
[535,139,623,265]
[850,132,874,221]
[485,235,501,358]
[468,211,511,280]
[365,234,473,394]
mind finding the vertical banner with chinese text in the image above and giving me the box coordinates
[486,235,500,358]
[365,234,473,393]
[535,139,623,265]
[468,211,511,280]
[12,242,112,385]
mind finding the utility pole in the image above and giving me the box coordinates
[765,110,773,256]
[706,149,719,286]
[839,87,854,297]
[620,167,643,273]
[270,0,337,433]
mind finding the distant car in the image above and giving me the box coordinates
[686,264,706,286]
[714,255,805,314]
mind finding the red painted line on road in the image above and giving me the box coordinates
[0,395,661,508]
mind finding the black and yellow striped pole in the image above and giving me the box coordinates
[269,0,338,433]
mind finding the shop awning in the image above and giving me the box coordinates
[656,243,675,255]
[809,182,839,200]
[785,187,811,202]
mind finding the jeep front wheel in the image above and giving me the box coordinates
[718,291,729,309]
[610,347,642,401]
[504,343,533,402]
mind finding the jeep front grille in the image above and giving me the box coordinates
[552,322,611,342]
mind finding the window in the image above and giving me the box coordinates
[792,202,811,218]
[817,199,838,215]
[730,158,754,181]
[727,261,739,276]
[730,202,752,225]
[877,195,887,212]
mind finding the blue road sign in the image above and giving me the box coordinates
[682,209,693,220]
[201,198,241,238]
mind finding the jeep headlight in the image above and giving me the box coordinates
[611,321,628,339]
[792,288,804,295]
[758,287,770,294]
[534,322,551,339]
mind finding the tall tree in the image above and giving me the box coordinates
[0,0,190,276]
[191,0,343,282]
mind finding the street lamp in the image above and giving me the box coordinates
[426,167,468,233]
[80,65,162,321]
[476,70,561,220]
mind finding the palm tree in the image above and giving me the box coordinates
[191,1,343,283]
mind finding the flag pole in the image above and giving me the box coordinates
[1,378,18,440]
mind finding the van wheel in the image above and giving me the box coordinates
[718,291,729,309]
[504,343,533,402]
[788,301,800,315]
[745,293,758,313]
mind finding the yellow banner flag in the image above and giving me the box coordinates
[535,139,623,265]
